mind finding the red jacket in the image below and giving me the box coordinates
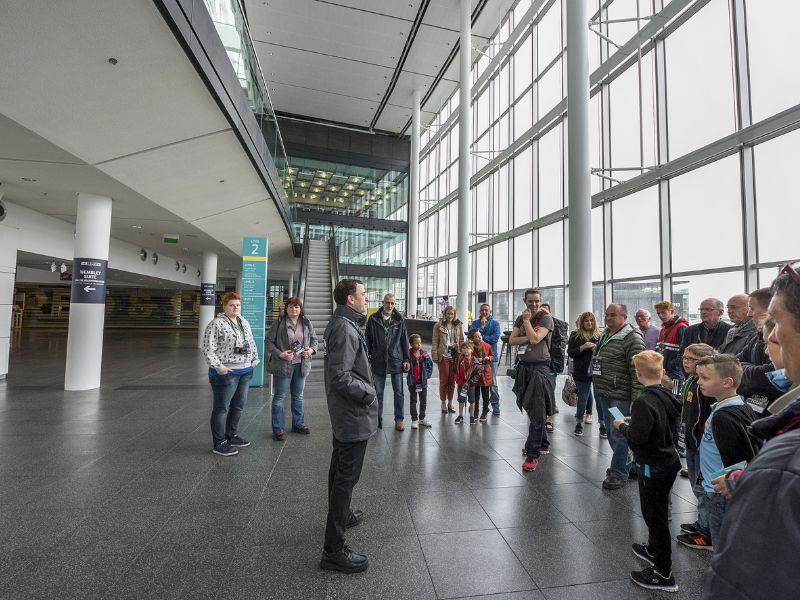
[469,340,494,386]
[455,355,483,389]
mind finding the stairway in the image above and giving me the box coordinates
[303,240,334,357]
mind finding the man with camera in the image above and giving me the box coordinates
[365,293,410,431]
[321,279,378,574]
[510,289,554,472]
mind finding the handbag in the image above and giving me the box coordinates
[561,375,578,407]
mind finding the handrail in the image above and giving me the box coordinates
[297,226,310,303]
[328,225,340,306]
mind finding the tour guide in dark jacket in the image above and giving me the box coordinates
[593,307,646,489]
[321,280,377,575]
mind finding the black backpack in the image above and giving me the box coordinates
[549,317,567,374]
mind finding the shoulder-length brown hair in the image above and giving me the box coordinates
[574,311,600,342]
[284,296,305,318]
[437,305,458,327]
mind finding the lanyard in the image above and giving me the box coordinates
[287,318,303,344]
[225,316,245,341]
[595,330,615,355]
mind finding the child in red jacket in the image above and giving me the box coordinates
[454,341,483,425]
[468,329,494,421]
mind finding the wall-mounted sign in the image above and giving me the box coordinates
[200,282,215,306]
[70,258,107,304]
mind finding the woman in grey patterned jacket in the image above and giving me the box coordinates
[202,291,260,457]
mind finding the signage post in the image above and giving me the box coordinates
[241,237,268,387]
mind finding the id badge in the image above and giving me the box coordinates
[518,344,528,355]
[747,395,769,414]
[590,357,602,376]
[415,384,423,393]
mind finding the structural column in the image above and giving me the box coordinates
[64,194,112,391]
[566,0,592,322]
[0,186,15,380]
[407,89,421,317]
[456,0,472,319]
[287,272,294,297]
[198,251,217,348]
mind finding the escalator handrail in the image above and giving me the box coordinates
[328,226,340,306]
[297,227,310,303]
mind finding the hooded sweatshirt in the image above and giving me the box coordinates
[619,385,682,471]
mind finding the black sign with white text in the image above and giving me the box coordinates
[70,258,108,304]
[201,283,216,306]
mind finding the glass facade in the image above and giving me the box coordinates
[416,0,798,328]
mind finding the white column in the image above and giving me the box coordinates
[0,187,15,380]
[456,0,472,319]
[407,89,422,318]
[236,270,243,295]
[566,0,592,323]
[288,272,294,297]
[64,193,112,391]
[198,251,218,348]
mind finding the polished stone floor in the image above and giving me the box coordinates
[0,330,712,599]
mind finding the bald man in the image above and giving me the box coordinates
[718,294,757,355]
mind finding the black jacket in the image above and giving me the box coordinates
[711,403,762,467]
[324,305,378,443]
[365,309,410,375]
[703,392,800,600]
[549,317,568,374]
[567,332,598,383]
[678,321,732,359]
[619,386,681,469]
[680,376,714,452]
[736,331,782,413]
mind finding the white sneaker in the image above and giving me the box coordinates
[584,414,593,424]
[411,420,419,429]
[419,419,432,428]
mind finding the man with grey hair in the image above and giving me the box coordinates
[365,293,410,431]
[592,304,646,489]
[718,294,757,355]
[678,298,732,361]
[634,309,661,351]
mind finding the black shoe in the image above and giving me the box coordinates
[273,431,285,442]
[346,509,363,529]
[469,416,477,425]
[599,424,608,439]
[574,423,584,436]
[680,522,701,535]
[212,441,238,457]
[320,545,369,574]
[602,476,626,490]
[631,543,655,566]
[545,422,555,433]
[227,435,250,447]
[630,567,678,592]
[454,416,464,425]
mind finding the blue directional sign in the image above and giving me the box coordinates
[242,236,268,387]
[70,258,108,304]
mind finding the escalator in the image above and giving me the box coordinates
[297,230,340,364]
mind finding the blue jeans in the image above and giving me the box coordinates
[489,358,501,413]
[702,491,726,543]
[375,372,405,421]
[210,370,253,447]
[575,380,594,420]
[271,363,306,434]
[596,395,634,480]
[686,448,702,499]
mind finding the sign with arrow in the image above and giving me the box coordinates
[70,258,108,304]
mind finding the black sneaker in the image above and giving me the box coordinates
[545,422,555,433]
[676,532,713,551]
[599,424,608,439]
[680,522,701,535]
[454,416,464,425]
[320,544,369,573]
[630,567,678,592]
[631,543,655,566]
[227,435,250,447]
[479,413,488,422]
[469,416,477,425]
[574,423,584,436]
[346,509,363,529]
[212,441,238,457]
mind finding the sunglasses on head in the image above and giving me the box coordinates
[779,261,800,285]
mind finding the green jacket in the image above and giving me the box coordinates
[591,323,645,403]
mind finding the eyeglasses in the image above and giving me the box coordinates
[682,356,700,363]
[779,261,800,285]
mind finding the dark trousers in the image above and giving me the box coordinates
[638,467,679,575]
[209,371,253,447]
[324,436,368,553]
[409,387,427,421]
[524,419,549,459]
[473,386,491,417]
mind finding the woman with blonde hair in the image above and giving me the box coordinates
[431,305,464,414]
[567,311,601,437]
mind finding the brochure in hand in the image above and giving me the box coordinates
[710,460,748,480]
[608,406,625,421]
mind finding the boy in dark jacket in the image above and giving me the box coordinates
[614,351,681,593]
[677,354,760,552]
[454,341,483,425]
[407,334,434,429]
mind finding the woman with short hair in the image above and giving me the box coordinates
[265,296,318,441]
[202,291,260,456]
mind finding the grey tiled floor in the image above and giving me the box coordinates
[0,331,712,599]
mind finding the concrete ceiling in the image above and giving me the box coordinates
[0,0,295,280]
[246,0,514,133]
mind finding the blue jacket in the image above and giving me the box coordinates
[470,316,502,358]
[406,350,434,389]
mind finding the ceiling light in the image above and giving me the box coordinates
[107,57,118,65]
[329,186,338,192]
[318,171,329,178]
[310,195,317,200]
[345,184,354,190]
[132,225,142,229]
[315,180,324,186]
